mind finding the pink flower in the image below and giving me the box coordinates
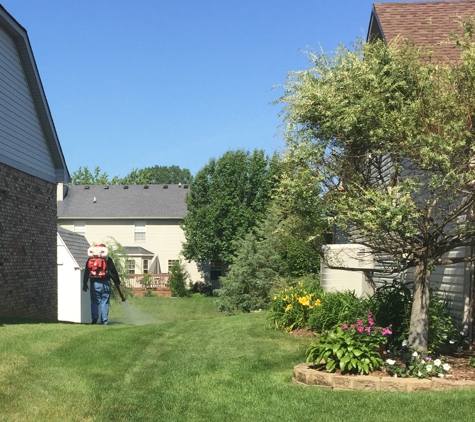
[350,324,355,329]
[366,312,372,317]
[341,324,348,330]
[365,326,371,334]
[357,326,364,333]
[368,318,374,326]
[381,328,392,336]
[357,319,363,326]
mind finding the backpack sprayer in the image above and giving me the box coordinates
[88,245,126,302]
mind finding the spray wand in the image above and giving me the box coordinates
[114,282,126,302]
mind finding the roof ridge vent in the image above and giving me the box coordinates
[183,184,188,189]
[144,185,149,189]
[124,185,129,189]
[163,185,168,189]
[84,186,90,189]
[104,185,109,189]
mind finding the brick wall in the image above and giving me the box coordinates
[0,163,58,320]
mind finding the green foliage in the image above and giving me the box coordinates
[279,237,321,277]
[216,203,323,314]
[427,291,459,353]
[71,166,112,185]
[102,237,134,300]
[267,276,324,331]
[181,149,280,267]
[307,291,370,333]
[367,280,412,350]
[169,259,191,297]
[120,165,193,185]
[277,23,475,350]
[71,165,192,185]
[368,281,457,354]
[306,326,384,375]
[141,273,155,297]
[217,228,283,314]
[384,347,452,379]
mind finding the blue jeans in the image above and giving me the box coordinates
[90,280,111,325]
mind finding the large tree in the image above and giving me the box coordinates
[181,149,280,270]
[277,24,475,350]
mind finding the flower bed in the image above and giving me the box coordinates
[293,362,475,391]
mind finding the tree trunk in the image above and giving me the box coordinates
[408,258,431,351]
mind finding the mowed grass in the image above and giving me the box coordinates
[0,296,473,422]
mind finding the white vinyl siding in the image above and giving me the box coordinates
[0,26,55,178]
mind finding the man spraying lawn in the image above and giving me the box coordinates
[83,244,126,325]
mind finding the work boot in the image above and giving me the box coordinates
[91,318,98,325]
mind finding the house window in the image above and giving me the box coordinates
[143,259,149,274]
[74,221,85,236]
[134,222,146,241]
[127,259,136,275]
[168,259,179,273]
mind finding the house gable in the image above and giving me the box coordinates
[0,5,69,183]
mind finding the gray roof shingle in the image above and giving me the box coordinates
[368,1,475,63]
[57,184,189,219]
[124,246,154,256]
[57,226,90,269]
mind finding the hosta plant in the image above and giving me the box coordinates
[306,325,386,375]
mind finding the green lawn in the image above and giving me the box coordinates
[0,295,473,422]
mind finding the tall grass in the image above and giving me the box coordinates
[0,296,473,422]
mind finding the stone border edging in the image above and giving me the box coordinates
[293,363,475,392]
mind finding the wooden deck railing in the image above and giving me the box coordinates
[125,274,170,291]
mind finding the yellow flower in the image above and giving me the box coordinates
[298,297,310,307]
[285,304,292,312]
[315,299,322,307]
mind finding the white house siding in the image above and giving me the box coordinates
[0,26,55,179]
[58,219,203,284]
[57,234,90,323]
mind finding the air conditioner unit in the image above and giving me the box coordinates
[321,244,374,297]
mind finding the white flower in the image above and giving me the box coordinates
[386,359,396,365]
[393,374,398,378]
[434,359,441,367]
[426,364,433,372]
[443,363,451,371]
[402,340,408,347]
[412,351,419,357]
[438,373,444,378]
[449,339,456,344]
[417,371,422,377]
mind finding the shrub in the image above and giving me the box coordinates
[307,290,371,333]
[367,280,458,353]
[267,275,324,331]
[169,259,191,297]
[217,230,282,314]
[367,280,411,350]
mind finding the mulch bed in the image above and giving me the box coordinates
[290,329,475,381]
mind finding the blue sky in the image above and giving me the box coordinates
[3,0,397,178]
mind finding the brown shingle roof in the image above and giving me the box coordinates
[367,1,475,62]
